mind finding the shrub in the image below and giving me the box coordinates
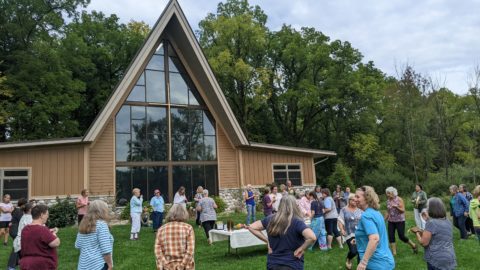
[212,196,226,213]
[362,167,411,196]
[47,197,77,228]
[120,202,130,220]
[328,161,355,191]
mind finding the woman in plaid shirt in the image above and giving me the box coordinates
[154,204,195,270]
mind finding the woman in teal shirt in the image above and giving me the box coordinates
[354,186,395,270]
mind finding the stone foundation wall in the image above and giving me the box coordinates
[219,185,316,213]
[33,195,119,217]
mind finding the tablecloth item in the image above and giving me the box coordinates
[209,229,267,249]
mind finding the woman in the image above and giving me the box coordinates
[338,194,363,270]
[314,186,323,201]
[354,186,394,270]
[309,191,327,251]
[414,197,457,270]
[155,204,195,270]
[75,200,114,270]
[460,184,475,235]
[244,184,256,225]
[196,189,217,244]
[411,184,427,230]
[322,188,343,249]
[297,191,312,222]
[449,185,469,239]
[0,194,13,246]
[9,201,31,270]
[130,188,143,240]
[333,185,346,213]
[194,186,204,226]
[174,186,188,208]
[7,198,27,269]
[150,189,165,232]
[19,204,60,270]
[469,185,480,241]
[385,186,417,255]
[248,195,316,270]
[76,189,89,224]
[262,188,273,217]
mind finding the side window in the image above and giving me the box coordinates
[272,164,302,186]
[1,169,29,200]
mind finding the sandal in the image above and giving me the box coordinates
[346,260,352,270]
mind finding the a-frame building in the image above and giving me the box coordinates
[0,0,335,208]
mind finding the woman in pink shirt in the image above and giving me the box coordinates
[76,189,89,224]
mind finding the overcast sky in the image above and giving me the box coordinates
[85,0,480,95]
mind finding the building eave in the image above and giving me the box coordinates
[0,137,85,149]
[246,142,337,158]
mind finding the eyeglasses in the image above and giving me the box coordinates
[359,186,366,192]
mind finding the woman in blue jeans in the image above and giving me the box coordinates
[449,185,469,239]
[309,191,327,251]
[244,184,256,225]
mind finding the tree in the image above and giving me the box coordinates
[198,0,270,136]
[61,11,149,132]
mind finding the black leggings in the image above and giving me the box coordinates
[346,238,359,261]
[325,218,340,237]
[202,220,215,239]
[388,221,409,243]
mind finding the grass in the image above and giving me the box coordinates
[0,212,478,269]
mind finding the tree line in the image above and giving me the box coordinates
[1,0,479,195]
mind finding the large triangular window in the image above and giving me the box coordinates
[115,40,217,202]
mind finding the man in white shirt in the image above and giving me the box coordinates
[269,185,282,213]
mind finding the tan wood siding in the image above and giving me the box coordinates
[241,149,315,186]
[217,125,238,188]
[89,118,115,196]
[0,145,85,197]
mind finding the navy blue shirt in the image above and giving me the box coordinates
[310,200,324,218]
[246,190,255,205]
[261,215,308,270]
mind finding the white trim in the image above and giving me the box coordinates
[82,0,248,146]
[248,142,336,157]
[0,138,83,149]
[271,163,303,185]
[0,167,31,199]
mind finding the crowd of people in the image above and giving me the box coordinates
[1,181,479,270]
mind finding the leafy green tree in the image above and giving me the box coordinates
[198,0,269,136]
[61,12,149,132]
[327,160,355,191]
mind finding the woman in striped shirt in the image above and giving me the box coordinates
[75,200,114,270]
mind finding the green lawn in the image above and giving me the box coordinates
[0,212,478,269]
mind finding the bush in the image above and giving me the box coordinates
[47,197,77,228]
[362,167,411,196]
[327,161,355,191]
[212,196,226,213]
[120,200,153,220]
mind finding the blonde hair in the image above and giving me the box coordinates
[473,185,480,198]
[279,184,286,192]
[132,188,140,194]
[78,200,111,234]
[196,186,204,193]
[359,186,380,210]
[348,193,356,201]
[166,204,189,223]
[267,195,303,236]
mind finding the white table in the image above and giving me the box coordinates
[209,229,267,254]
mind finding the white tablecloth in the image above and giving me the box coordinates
[209,229,267,249]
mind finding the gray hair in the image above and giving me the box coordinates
[427,197,446,219]
[203,189,209,196]
[449,185,458,193]
[165,204,189,222]
[385,186,398,196]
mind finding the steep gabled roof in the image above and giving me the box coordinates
[0,0,336,158]
[82,0,249,146]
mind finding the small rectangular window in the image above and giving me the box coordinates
[1,169,29,200]
[272,164,302,186]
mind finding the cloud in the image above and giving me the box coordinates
[85,0,480,94]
